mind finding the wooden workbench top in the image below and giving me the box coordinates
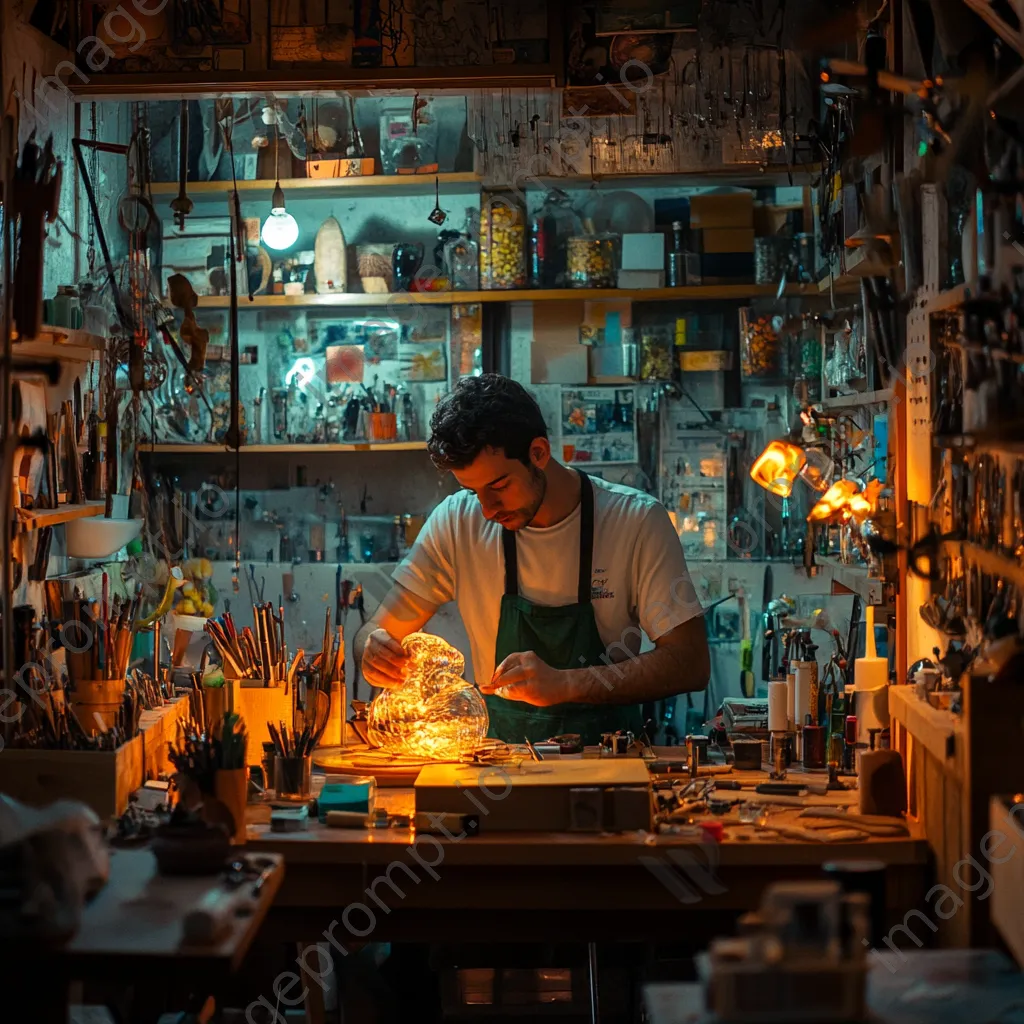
[245,776,928,869]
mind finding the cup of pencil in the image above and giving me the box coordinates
[274,755,312,799]
[369,412,397,442]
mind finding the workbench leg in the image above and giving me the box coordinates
[587,942,600,1024]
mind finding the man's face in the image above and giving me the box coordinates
[452,442,549,531]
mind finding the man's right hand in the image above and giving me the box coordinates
[361,628,410,689]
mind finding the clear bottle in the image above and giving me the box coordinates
[444,231,479,290]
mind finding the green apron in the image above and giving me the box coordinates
[486,471,644,746]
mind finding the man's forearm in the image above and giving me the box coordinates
[564,643,709,705]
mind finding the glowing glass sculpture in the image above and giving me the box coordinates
[367,633,488,760]
[749,441,807,498]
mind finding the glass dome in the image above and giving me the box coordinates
[366,633,488,760]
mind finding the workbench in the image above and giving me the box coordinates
[246,772,929,946]
[6,849,284,1023]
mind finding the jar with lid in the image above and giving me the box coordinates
[567,234,617,288]
[529,189,580,288]
[479,189,526,290]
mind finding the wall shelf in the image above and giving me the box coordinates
[152,172,482,201]
[14,502,106,531]
[919,284,968,315]
[11,325,106,363]
[889,684,961,767]
[817,555,885,604]
[143,442,428,454]
[197,284,830,310]
[818,388,894,411]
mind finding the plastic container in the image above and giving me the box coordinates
[480,190,526,290]
[567,235,617,288]
[275,755,312,799]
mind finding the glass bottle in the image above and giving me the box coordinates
[667,221,686,287]
[444,232,479,290]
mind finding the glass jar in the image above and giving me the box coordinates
[567,235,617,288]
[529,189,581,289]
[639,328,673,380]
[444,233,479,290]
[479,189,526,290]
[739,308,782,379]
[379,97,438,175]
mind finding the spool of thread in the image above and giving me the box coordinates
[854,605,889,751]
[786,668,797,729]
[802,723,826,769]
[768,680,788,732]
[732,739,762,771]
[794,663,813,730]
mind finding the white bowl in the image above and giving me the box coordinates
[66,517,144,559]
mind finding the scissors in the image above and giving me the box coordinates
[248,564,266,603]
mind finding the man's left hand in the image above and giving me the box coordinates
[480,651,574,707]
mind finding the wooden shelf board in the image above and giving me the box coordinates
[15,502,106,531]
[11,325,106,362]
[524,165,822,189]
[143,442,428,454]
[198,284,832,310]
[919,284,968,315]
[817,555,885,604]
[819,388,894,411]
[888,684,961,768]
[151,172,482,200]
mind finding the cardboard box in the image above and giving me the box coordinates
[689,191,754,229]
[621,233,665,270]
[0,736,143,819]
[700,252,754,280]
[680,349,732,372]
[701,228,756,254]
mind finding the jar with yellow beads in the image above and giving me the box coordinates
[567,234,617,288]
[479,189,526,290]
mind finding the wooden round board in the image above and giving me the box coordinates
[313,744,439,786]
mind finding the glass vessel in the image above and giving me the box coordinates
[529,189,581,289]
[444,232,480,290]
[739,309,783,378]
[367,633,488,760]
[480,189,526,290]
[567,235,617,288]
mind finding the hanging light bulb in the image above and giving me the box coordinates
[261,183,299,249]
[261,126,299,251]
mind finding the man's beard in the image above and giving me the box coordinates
[513,466,547,530]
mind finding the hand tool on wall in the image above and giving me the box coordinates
[170,100,193,230]
[11,134,61,340]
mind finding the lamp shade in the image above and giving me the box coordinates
[750,440,807,498]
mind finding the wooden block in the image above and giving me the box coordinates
[0,736,142,819]
[689,192,754,229]
[225,680,293,768]
[414,760,653,832]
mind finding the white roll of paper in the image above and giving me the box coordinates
[768,680,788,733]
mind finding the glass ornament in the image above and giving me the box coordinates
[367,633,488,760]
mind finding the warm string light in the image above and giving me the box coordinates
[367,633,488,760]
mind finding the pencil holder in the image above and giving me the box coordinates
[215,767,249,844]
[368,412,397,442]
[274,755,312,799]
[70,678,125,735]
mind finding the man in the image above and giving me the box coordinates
[355,374,709,744]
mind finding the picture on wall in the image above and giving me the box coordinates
[560,387,637,465]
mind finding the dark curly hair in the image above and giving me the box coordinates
[428,374,548,470]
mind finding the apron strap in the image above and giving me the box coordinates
[501,470,596,602]
[577,471,594,605]
[502,526,518,596]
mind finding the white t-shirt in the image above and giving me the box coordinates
[391,475,704,686]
